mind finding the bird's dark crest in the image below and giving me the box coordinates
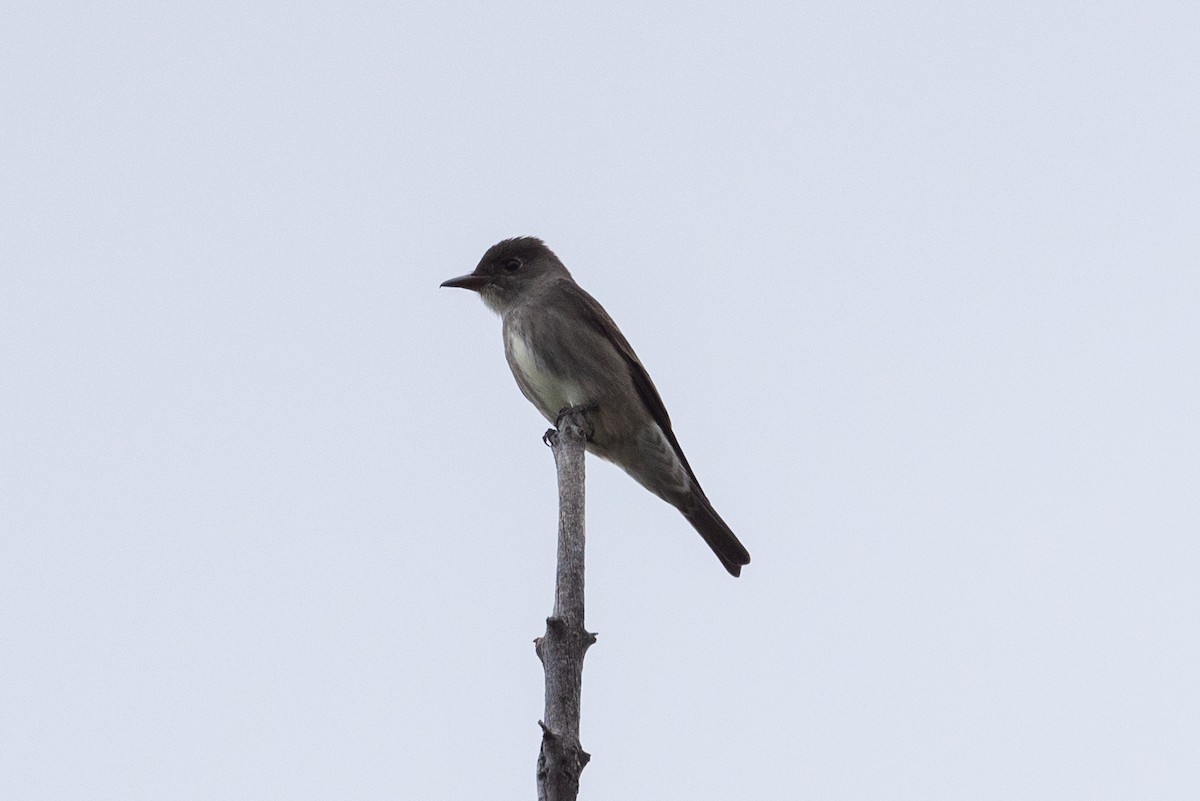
[479,236,556,268]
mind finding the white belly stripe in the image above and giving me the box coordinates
[507,329,584,413]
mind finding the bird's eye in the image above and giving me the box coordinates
[502,258,522,273]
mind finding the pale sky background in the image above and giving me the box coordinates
[3,3,1198,799]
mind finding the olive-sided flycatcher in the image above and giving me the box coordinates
[441,237,751,576]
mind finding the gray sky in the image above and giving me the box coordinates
[3,3,1198,799]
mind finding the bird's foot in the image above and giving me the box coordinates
[555,404,596,441]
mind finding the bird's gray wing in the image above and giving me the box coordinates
[549,280,704,492]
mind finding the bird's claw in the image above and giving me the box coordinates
[555,404,596,441]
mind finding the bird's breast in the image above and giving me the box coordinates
[505,327,586,419]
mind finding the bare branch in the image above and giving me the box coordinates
[535,409,596,801]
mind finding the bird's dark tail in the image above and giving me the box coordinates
[681,492,751,577]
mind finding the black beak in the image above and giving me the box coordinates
[440,273,489,291]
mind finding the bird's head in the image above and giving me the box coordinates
[440,236,570,314]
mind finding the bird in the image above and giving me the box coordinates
[441,237,750,576]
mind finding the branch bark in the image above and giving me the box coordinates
[535,409,596,801]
